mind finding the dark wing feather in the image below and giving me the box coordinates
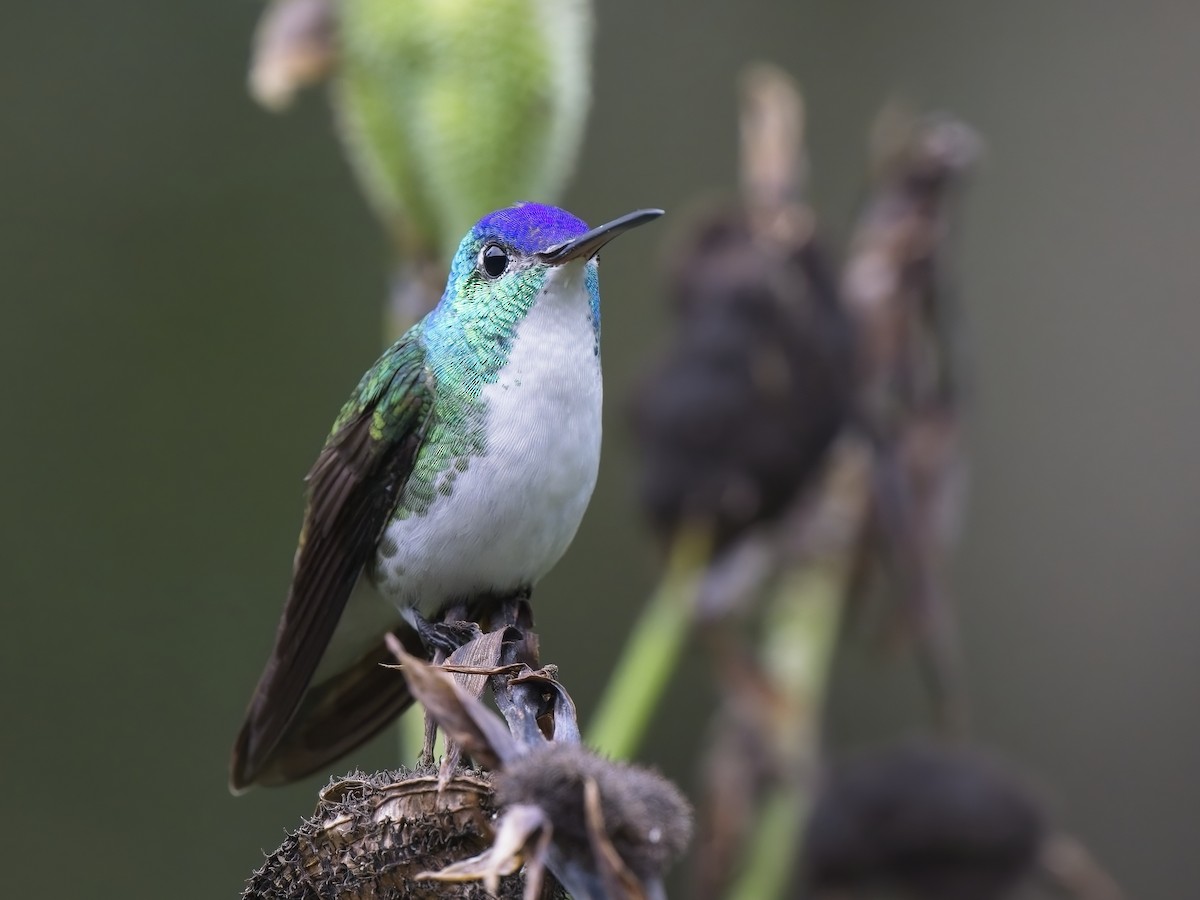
[230,336,434,792]
[245,622,428,787]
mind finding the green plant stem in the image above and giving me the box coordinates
[586,528,710,758]
[726,788,810,900]
[726,561,847,900]
[764,564,843,725]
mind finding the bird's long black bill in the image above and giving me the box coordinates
[537,208,665,264]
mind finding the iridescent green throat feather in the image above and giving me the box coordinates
[331,205,593,520]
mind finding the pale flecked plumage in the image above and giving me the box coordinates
[375,258,602,602]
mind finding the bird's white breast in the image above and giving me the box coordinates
[375,261,602,607]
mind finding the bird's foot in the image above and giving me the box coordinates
[418,711,438,768]
[410,610,482,658]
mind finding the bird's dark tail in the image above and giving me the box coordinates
[229,622,425,792]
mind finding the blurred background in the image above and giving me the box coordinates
[2,2,1198,897]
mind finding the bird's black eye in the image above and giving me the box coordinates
[481,243,509,278]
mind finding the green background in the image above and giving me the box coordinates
[3,2,1198,897]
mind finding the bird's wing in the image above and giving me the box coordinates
[230,333,434,791]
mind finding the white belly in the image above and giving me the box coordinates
[375,265,602,607]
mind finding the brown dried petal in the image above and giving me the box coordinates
[248,0,337,111]
[393,648,517,769]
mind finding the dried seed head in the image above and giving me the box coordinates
[632,207,854,555]
[242,768,540,899]
[496,743,694,881]
[803,742,1045,900]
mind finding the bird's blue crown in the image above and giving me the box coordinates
[472,202,589,254]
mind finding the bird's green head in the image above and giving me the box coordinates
[427,203,663,348]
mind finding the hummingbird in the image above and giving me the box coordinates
[230,203,662,792]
